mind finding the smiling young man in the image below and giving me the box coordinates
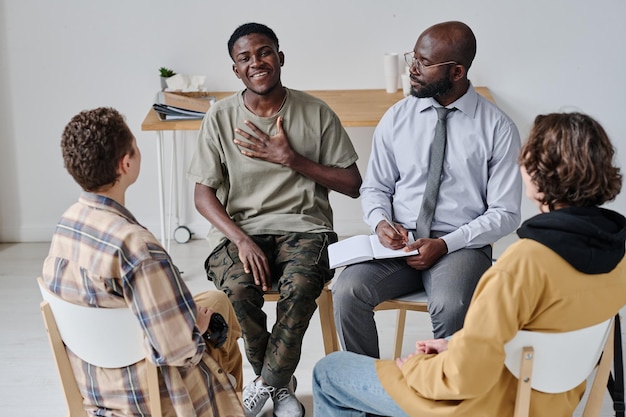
[187,22,362,417]
[332,21,522,359]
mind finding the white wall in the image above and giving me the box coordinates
[1,0,625,242]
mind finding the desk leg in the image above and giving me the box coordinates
[156,131,167,248]
[166,131,179,253]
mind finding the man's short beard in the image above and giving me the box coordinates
[411,76,453,99]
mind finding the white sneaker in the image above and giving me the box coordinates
[272,376,305,417]
[243,378,275,417]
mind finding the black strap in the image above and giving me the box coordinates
[607,314,624,417]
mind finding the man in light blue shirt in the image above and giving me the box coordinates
[333,21,522,358]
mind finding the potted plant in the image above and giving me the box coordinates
[159,67,176,90]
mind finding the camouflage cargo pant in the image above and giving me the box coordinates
[205,232,337,388]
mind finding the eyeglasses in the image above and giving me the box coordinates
[404,52,457,72]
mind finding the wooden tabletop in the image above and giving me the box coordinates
[141,87,494,131]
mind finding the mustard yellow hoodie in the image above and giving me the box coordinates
[376,207,626,416]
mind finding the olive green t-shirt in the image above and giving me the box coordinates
[187,88,358,249]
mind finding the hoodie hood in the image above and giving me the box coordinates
[517,206,626,274]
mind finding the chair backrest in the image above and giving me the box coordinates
[38,279,145,368]
[504,318,612,393]
[504,318,615,417]
[38,277,162,417]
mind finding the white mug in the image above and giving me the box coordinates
[383,53,399,93]
[401,73,411,97]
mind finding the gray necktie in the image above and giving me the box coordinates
[414,107,453,239]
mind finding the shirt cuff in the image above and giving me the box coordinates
[440,229,465,253]
[368,209,389,234]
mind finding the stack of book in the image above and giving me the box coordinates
[153,91,216,121]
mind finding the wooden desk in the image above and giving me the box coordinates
[142,87,494,130]
[142,87,494,247]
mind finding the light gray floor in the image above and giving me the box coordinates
[0,236,622,416]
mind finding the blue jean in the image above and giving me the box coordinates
[333,244,492,358]
[313,351,410,417]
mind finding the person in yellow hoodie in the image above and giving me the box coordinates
[312,111,626,417]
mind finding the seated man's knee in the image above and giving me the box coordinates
[332,267,373,307]
[428,297,470,336]
[331,281,351,307]
[194,290,242,336]
[194,290,229,310]
[313,351,342,383]
[331,268,358,298]
[217,272,263,301]
[279,271,324,303]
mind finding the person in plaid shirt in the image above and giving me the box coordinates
[42,107,245,417]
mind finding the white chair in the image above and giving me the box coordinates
[504,318,615,417]
[38,277,162,417]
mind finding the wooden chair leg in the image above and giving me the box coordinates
[582,321,615,417]
[146,361,162,417]
[513,346,534,417]
[317,285,340,354]
[41,302,86,417]
[392,309,408,359]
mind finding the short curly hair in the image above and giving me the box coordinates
[519,112,622,208]
[61,107,134,191]
[227,22,279,60]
